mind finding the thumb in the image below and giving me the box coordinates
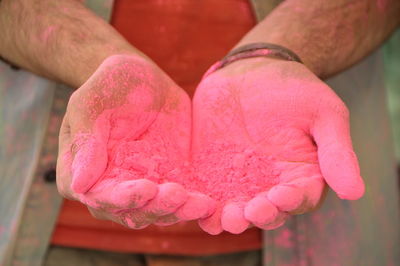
[68,101,110,194]
[312,105,365,200]
[67,55,164,194]
[57,112,80,200]
[56,106,108,196]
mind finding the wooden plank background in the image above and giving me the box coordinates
[0,1,114,266]
[9,85,72,266]
[0,64,55,266]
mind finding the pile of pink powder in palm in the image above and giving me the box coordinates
[101,136,279,204]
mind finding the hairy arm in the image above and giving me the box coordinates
[235,0,400,78]
[0,0,145,87]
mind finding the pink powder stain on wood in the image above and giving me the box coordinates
[377,0,388,11]
[275,228,294,248]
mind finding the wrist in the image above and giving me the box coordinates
[66,44,146,88]
[234,35,321,75]
[75,52,159,94]
[232,2,325,78]
[204,42,303,79]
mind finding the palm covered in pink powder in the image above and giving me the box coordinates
[191,57,365,234]
[57,55,365,235]
[57,55,215,229]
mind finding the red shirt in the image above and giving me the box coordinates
[52,0,261,255]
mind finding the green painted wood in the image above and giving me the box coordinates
[263,51,400,266]
[85,0,114,21]
[0,64,55,266]
[249,0,282,22]
[9,85,73,266]
[1,2,115,266]
[383,29,400,161]
[44,247,146,266]
[43,247,261,266]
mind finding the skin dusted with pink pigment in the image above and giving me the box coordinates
[69,55,365,235]
[77,58,282,206]
[192,57,364,234]
[67,55,203,229]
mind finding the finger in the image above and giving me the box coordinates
[87,206,109,220]
[312,106,365,200]
[139,183,188,216]
[86,190,156,229]
[68,56,165,194]
[119,183,187,227]
[111,179,159,210]
[87,206,132,230]
[221,202,249,234]
[67,86,111,194]
[175,192,217,221]
[82,178,159,211]
[122,183,188,229]
[153,214,180,226]
[267,185,304,213]
[87,182,187,229]
[122,213,152,230]
[244,192,279,228]
[56,146,77,200]
[284,176,325,214]
[69,112,110,193]
[56,112,82,200]
[258,212,288,230]
[198,204,223,235]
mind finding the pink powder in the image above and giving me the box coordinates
[189,143,279,202]
[86,106,278,204]
[275,228,294,248]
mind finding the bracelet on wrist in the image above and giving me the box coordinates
[203,42,303,78]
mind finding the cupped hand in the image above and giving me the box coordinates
[192,57,365,234]
[56,55,215,229]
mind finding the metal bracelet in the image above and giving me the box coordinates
[203,42,303,78]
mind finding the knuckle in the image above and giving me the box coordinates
[56,183,73,200]
[55,174,76,201]
[88,207,106,220]
[337,101,350,118]
[56,184,67,198]
[325,98,349,119]
[68,89,81,107]
[55,176,68,198]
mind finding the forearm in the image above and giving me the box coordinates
[235,0,400,78]
[0,0,144,87]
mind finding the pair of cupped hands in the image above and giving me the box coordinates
[56,54,365,235]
